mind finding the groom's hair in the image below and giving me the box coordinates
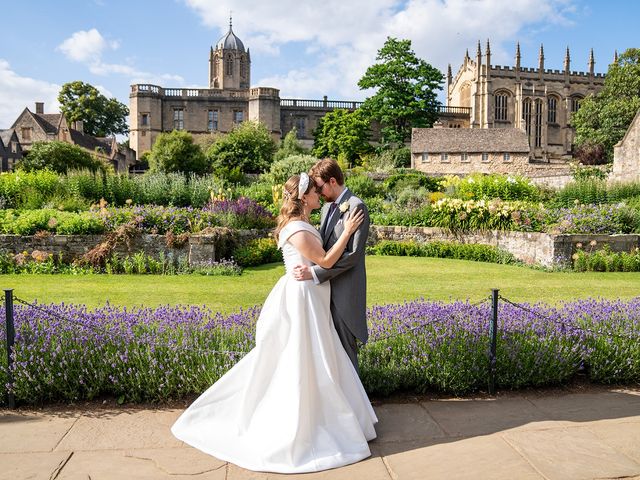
[310,158,344,186]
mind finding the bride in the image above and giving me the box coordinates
[171,173,378,473]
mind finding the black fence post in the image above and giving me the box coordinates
[4,289,15,408]
[488,289,499,395]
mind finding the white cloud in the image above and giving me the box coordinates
[0,60,60,128]
[57,28,118,63]
[184,0,579,99]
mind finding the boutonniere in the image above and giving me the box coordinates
[339,201,350,213]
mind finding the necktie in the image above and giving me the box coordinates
[328,202,337,218]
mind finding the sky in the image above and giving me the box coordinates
[0,0,637,131]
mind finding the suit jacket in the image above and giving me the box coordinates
[313,189,369,343]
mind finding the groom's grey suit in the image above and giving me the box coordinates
[313,189,369,372]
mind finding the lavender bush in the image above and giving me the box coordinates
[1,298,638,404]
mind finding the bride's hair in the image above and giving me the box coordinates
[274,174,315,242]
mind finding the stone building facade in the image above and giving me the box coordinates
[129,22,363,155]
[9,102,136,172]
[444,41,607,160]
[611,108,640,183]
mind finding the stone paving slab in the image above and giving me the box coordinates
[587,420,640,463]
[503,425,640,480]
[0,411,80,453]
[0,451,72,480]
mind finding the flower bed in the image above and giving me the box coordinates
[2,298,638,405]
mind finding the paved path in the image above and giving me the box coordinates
[1,387,639,480]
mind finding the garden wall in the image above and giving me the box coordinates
[369,226,640,267]
[1,228,638,267]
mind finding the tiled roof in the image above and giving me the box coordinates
[69,129,113,156]
[412,127,530,153]
[33,113,62,134]
[0,129,16,146]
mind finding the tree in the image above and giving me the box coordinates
[273,127,308,162]
[312,109,372,165]
[572,48,640,160]
[148,130,208,175]
[58,81,129,137]
[358,37,444,145]
[18,141,102,174]
[206,121,277,174]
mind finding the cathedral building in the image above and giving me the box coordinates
[129,20,362,156]
[442,41,607,160]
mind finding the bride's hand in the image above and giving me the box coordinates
[343,209,364,235]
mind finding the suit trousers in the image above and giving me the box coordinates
[332,312,359,374]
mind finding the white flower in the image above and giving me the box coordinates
[339,201,350,213]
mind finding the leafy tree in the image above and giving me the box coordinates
[358,37,444,145]
[266,154,318,184]
[273,127,308,162]
[17,141,102,174]
[58,81,129,137]
[206,121,277,174]
[572,48,640,160]
[148,130,208,175]
[312,109,372,165]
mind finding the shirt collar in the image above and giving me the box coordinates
[333,187,349,205]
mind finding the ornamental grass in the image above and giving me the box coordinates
[1,298,638,405]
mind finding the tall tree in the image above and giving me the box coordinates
[58,81,129,137]
[358,37,444,145]
[312,109,371,165]
[206,121,277,174]
[572,48,640,160]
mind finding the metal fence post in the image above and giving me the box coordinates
[489,289,499,395]
[4,289,15,408]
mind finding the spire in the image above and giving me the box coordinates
[515,42,521,69]
[538,43,545,71]
[447,63,452,79]
[229,11,233,29]
[485,38,491,67]
[476,40,482,58]
[613,49,619,63]
[564,46,571,72]
[588,48,595,74]
[486,38,491,56]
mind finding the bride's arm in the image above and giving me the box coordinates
[288,211,363,269]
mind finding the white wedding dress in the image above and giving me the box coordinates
[171,220,377,473]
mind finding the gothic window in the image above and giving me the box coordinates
[234,110,244,124]
[208,110,219,131]
[226,55,233,76]
[534,99,543,148]
[495,93,508,121]
[173,109,184,130]
[240,57,246,78]
[570,96,582,113]
[295,118,306,138]
[547,97,558,124]
[523,98,532,139]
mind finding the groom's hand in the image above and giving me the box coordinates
[292,264,312,281]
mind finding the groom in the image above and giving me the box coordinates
[292,158,370,373]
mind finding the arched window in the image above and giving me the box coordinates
[495,92,509,121]
[226,55,233,76]
[534,99,543,147]
[547,96,558,123]
[523,98,532,139]
[570,96,582,113]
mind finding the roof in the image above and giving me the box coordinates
[33,113,62,134]
[69,129,114,156]
[412,127,531,153]
[216,26,245,51]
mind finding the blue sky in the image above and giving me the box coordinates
[1,0,637,130]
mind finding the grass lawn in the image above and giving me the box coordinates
[2,256,639,312]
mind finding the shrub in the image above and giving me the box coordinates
[345,174,381,200]
[0,169,62,209]
[368,240,517,264]
[265,154,318,185]
[17,141,104,174]
[206,121,277,174]
[573,244,640,272]
[149,130,209,175]
[455,173,541,201]
[232,237,282,267]
[384,172,442,194]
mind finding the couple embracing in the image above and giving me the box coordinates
[172,158,377,473]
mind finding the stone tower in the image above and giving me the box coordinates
[209,17,251,90]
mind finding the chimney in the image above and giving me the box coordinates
[74,120,84,134]
[35,102,44,114]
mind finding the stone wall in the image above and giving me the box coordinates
[611,109,640,183]
[369,226,640,267]
[2,228,638,268]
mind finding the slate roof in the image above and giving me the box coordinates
[412,127,531,154]
[216,26,245,51]
[32,113,62,134]
[69,129,113,156]
[0,129,16,146]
